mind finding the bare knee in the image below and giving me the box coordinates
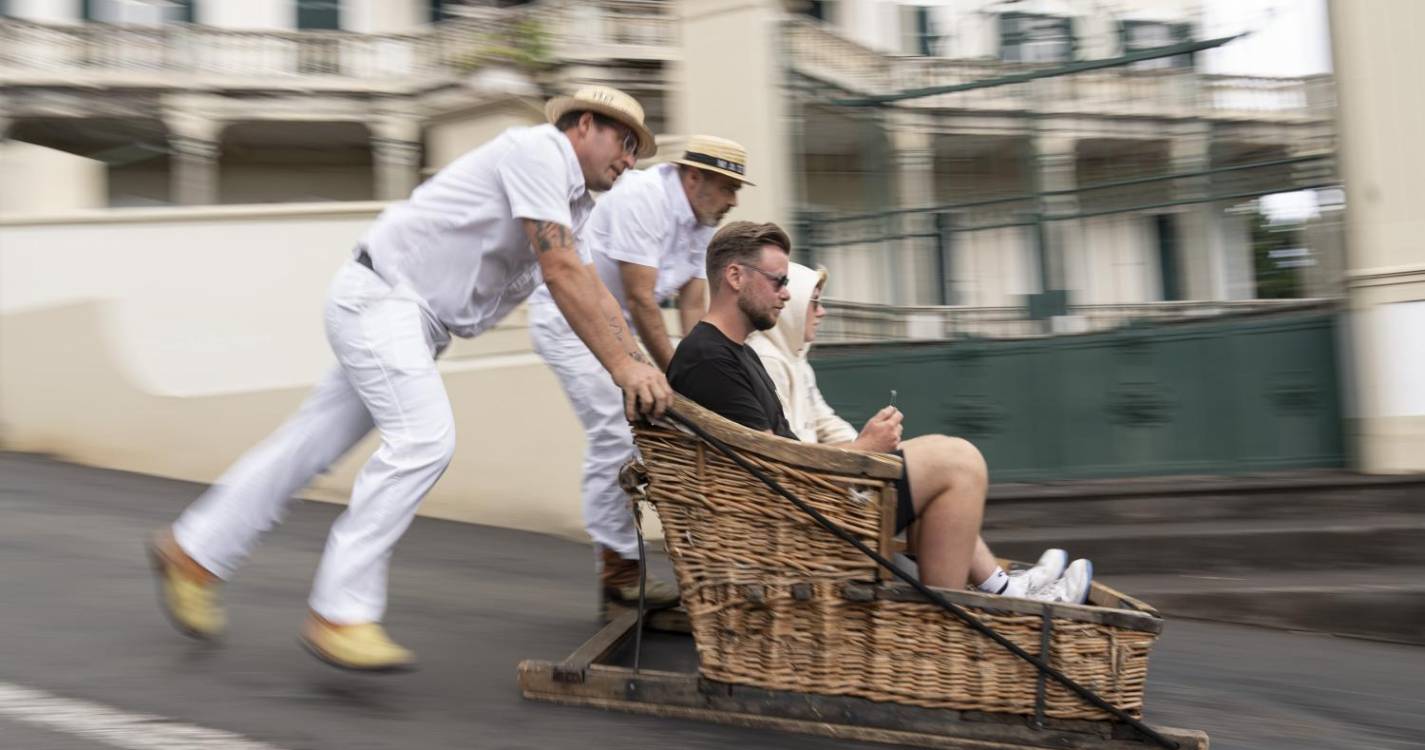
[903,434,988,504]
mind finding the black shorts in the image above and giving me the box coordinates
[892,448,915,533]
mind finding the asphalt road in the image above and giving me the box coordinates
[2,452,1421,750]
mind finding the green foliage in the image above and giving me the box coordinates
[448,17,551,73]
[1251,210,1304,299]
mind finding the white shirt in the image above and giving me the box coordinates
[530,162,711,314]
[360,124,594,339]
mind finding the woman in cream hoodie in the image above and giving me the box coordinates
[747,263,868,446]
[748,263,1091,603]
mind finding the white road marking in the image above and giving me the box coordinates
[0,682,289,750]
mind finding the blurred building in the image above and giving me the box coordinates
[782,0,1337,318]
[6,1,1400,545]
[1,2,1336,308]
[0,0,677,206]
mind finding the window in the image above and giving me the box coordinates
[900,5,937,56]
[1154,214,1181,301]
[999,12,1073,63]
[803,0,836,24]
[1121,20,1193,70]
[297,0,340,30]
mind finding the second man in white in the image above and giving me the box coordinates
[529,136,752,615]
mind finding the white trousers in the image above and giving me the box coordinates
[528,297,640,560]
[174,259,454,624]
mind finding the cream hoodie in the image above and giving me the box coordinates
[748,263,859,445]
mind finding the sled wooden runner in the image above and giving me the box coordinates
[517,609,1209,750]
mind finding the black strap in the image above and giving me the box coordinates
[660,408,1177,749]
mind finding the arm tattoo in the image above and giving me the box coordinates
[533,221,572,254]
[607,311,650,365]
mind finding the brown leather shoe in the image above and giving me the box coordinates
[599,546,679,618]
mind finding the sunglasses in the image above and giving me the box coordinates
[738,263,790,289]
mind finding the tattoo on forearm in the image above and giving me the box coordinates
[533,221,572,254]
[607,311,650,366]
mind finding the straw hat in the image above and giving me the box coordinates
[671,135,755,185]
[545,86,657,159]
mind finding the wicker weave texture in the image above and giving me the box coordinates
[633,422,1157,721]
[684,581,1153,720]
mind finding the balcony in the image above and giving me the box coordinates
[0,1,677,94]
[784,18,1334,124]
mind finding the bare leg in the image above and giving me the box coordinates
[900,435,989,588]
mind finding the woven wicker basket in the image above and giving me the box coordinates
[630,396,1163,721]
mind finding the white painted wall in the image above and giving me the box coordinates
[1064,215,1161,304]
[197,0,293,30]
[8,0,81,23]
[0,203,602,540]
[219,164,375,203]
[0,142,106,215]
[675,0,791,229]
[344,0,426,33]
[426,103,545,172]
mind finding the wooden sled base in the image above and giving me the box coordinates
[518,610,1209,750]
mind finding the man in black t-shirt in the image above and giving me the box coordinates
[668,222,796,438]
[667,322,797,439]
[667,221,1091,603]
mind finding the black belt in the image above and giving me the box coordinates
[356,249,374,271]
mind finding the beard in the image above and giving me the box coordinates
[738,294,779,331]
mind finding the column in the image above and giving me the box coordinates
[167,115,222,206]
[1330,0,1425,472]
[673,0,791,229]
[1036,132,1078,301]
[1169,123,1218,301]
[889,121,936,305]
[371,118,422,201]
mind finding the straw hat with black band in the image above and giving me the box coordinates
[672,135,755,186]
[545,86,657,159]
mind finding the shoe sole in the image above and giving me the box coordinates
[600,592,680,623]
[1076,560,1095,605]
[297,635,419,674]
[145,538,222,642]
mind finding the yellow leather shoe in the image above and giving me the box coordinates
[299,614,417,673]
[146,529,226,640]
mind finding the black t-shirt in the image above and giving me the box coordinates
[668,321,797,439]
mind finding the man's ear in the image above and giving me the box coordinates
[723,263,743,292]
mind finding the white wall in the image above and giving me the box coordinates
[676,0,791,229]
[0,142,106,215]
[952,224,1037,307]
[343,0,426,33]
[0,203,607,541]
[219,164,374,203]
[8,0,81,22]
[198,0,293,30]
[1063,215,1161,304]
[427,102,544,172]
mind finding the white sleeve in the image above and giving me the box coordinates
[688,227,714,280]
[498,137,573,230]
[805,361,859,444]
[597,188,667,269]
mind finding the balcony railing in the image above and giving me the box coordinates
[785,18,1332,122]
[0,1,676,89]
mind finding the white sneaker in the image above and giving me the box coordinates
[1027,559,1093,605]
[999,548,1068,599]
